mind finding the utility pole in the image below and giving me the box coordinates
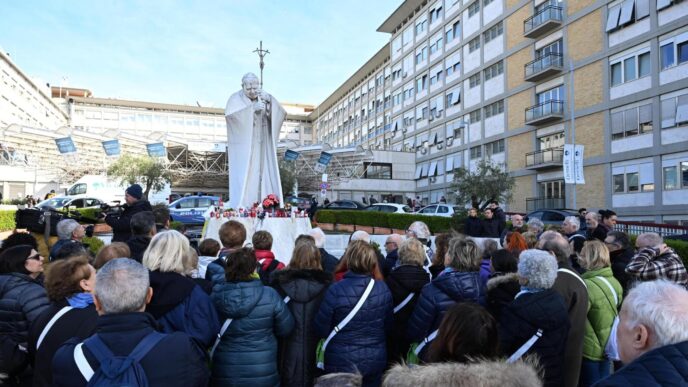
[253,41,270,88]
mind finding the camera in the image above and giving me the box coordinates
[100,202,124,217]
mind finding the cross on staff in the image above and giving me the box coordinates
[253,41,270,88]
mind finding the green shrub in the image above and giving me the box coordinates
[356,211,388,228]
[0,210,16,232]
[315,210,336,224]
[170,221,185,231]
[82,236,104,255]
[335,211,358,226]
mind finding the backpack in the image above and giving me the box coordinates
[257,259,280,285]
[74,331,165,386]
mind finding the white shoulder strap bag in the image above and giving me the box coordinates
[36,306,73,350]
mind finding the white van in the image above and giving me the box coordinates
[66,175,170,205]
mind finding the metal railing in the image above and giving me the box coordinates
[525,100,564,123]
[524,5,563,35]
[526,197,566,212]
[525,52,564,78]
[615,221,688,238]
[526,148,564,167]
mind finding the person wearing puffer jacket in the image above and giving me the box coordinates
[211,247,294,386]
[314,240,393,387]
[0,245,50,385]
[271,241,332,387]
[406,236,486,361]
[142,231,220,359]
[384,239,430,364]
[485,249,520,321]
[577,241,622,387]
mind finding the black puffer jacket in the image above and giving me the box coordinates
[385,265,430,364]
[486,272,520,321]
[126,235,151,263]
[271,269,332,387]
[499,289,570,387]
[0,273,50,346]
[610,248,633,294]
[465,217,482,237]
[105,200,153,242]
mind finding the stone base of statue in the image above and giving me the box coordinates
[202,216,312,264]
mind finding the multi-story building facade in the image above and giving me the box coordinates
[312,0,688,223]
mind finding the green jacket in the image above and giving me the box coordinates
[582,267,623,361]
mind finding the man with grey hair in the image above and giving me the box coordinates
[500,249,569,387]
[308,227,338,274]
[49,219,85,262]
[500,213,526,246]
[381,234,405,276]
[52,258,209,386]
[537,231,588,387]
[595,280,688,385]
[626,232,687,287]
[585,212,607,241]
[526,218,544,236]
[562,216,586,254]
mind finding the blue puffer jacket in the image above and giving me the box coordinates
[593,340,688,386]
[211,279,294,387]
[314,273,393,383]
[407,270,486,344]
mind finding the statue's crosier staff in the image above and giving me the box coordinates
[254,41,271,200]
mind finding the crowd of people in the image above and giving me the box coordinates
[0,191,687,386]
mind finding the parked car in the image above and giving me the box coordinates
[366,203,412,213]
[285,196,312,211]
[417,203,464,217]
[168,193,182,203]
[169,195,220,225]
[36,196,103,211]
[321,200,369,210]
[525,209,587,230]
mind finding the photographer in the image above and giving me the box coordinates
[104,184,153,243]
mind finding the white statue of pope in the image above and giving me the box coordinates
[225,73,286,209]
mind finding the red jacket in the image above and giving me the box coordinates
[254,250,285,272]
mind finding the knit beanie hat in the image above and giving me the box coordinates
[126,184,143,200]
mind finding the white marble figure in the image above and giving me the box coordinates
[225,73,286,209]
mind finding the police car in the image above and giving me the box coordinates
[169,195,220,225]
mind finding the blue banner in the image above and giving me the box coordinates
[284,149,300,161]
[102,140,121,156]
[317,151,332,166]
[55,137,76,154]
[146,142,166,157]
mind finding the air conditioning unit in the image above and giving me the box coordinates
[402,128,408,133]
[437,143,444,150]
[428,115,434,122]
[435,110,442,118]
[429,176,437,183]
[420,147,428,155]
[447,137,454,146]
[402,72,408,78]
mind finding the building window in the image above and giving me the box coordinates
[658,0,682,10]
[606,0,651,33]
[364,162,393,179]
[446,89,461,106]
[660,92,688,128]
[430,69,443,85]
[610,51,651,86]
[484,100,504,118]
[429,6,443,24]
[660,38,688,70]
[537,39,563,57]
[468,1,481,17]
[469,109,482,123]
[483,22,503,44]
[613,171,653,193]
[611,103,652,139]
[537,132,565,150]
[468,36,481,53]
[415,18,428,35]
[483,61,504,81]
[430,35,444,55]
[446,20,461,43]
[469,73,481,88]
[470,145,482,159]
[415,46,428,65]
[663,162,688,190]
[537,85,563,104]
[446,55,461,76]
[483,0,495,5]
[486,139,505,155]
[416,75,428,93]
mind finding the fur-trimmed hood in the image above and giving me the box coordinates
[486,272,520,291]
[382,359,542,387]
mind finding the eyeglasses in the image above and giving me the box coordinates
[27,254,41,261]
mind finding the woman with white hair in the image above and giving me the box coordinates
[142,230,220,359]
[499,249,569,387]
[406,221,433,270]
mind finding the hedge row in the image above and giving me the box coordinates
[315,210,461,234]
[0,211,15,232]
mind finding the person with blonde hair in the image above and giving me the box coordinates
[142,230,219,359]
[577,240,622,386]
[27,255,98,387]
[271,240,332,387]
[314,240,393,386]
[406,237,486,361]
[385,239,430,363]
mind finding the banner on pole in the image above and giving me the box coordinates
[102,140,121,156]
[574,144,585,184]
[563,144,575,184]
[284,149,300,161]
[55,137,77,154]
[146,142,166,157]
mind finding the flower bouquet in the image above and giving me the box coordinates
[262,194,280,212]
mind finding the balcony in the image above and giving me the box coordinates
[526,196,566,212]
[525,100,564,126]
[524,53,564,82]
[525,148,564,170]
[524,5,563,38]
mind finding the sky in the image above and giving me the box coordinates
[0,1,400,107]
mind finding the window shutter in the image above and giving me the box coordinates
[606,5,622,32]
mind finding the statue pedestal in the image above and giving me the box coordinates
[202,217,312,265]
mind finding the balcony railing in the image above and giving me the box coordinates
[525,53,564,82]
[526,196,566,212]
[525,147,564,169]
[525,100,564,125]
[524,5,563,38]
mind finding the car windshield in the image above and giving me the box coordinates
[39,198,70,208]
[402,206,412,213]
